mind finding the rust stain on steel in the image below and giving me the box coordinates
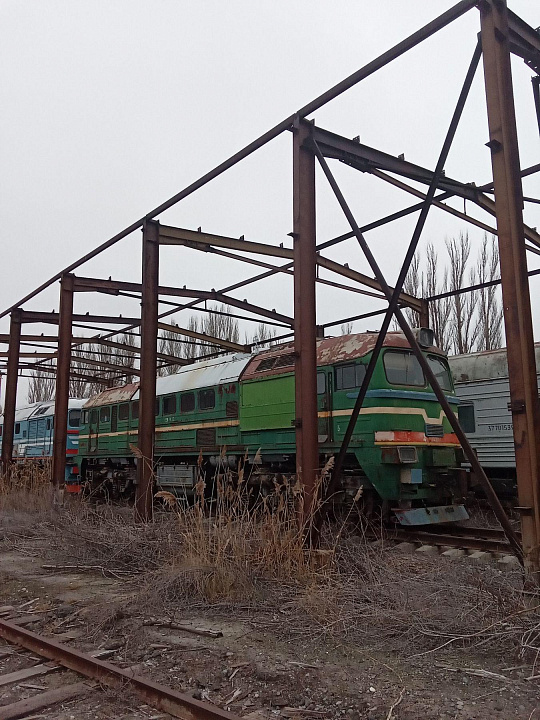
[242,332,419,381]
[83,383,139,408]
[0,618,241,720]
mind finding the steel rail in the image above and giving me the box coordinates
[0,0,476,322]
[386,529,515,554]
[0,619,240,720]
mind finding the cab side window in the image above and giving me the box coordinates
[458,403,476,433]
[335,363,366,390]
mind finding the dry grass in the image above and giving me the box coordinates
[1,458,540,663]
[0,460,53,512]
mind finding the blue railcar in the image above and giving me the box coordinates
[0,399,85,488]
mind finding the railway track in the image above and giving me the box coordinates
[384,525,522,556]
[0,617,240,720]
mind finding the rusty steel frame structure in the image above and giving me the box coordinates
[1,1,539,569]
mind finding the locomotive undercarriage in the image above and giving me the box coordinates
[79,449,466,526]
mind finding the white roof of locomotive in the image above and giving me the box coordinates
[1,398,86,423]
[134,353,253,399]
[449,343,540,383]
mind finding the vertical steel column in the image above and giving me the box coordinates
[481,0,540,572]
[52,274,74,494]
[293,118,319,528]
[1,310,21,473]
[419,299,430,329]
[135,219,159,522]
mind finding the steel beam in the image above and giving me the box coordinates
[311,124,540,250]
[506,7,540,73]
[136,221,159,522]
[0,310,21,472]
[533,77,540,138]
[20,311,142,325]
[7,363,113,385]
[158,224,421,311]
[157,321,250,353]
[480,0,540,573]
[72,276,295,328]
[293,119,319,529]
[52,274,74,494]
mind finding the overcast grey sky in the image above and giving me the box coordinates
[1,0,539,403]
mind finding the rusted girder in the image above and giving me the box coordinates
[72,276,295,328]
[1,351,141,377]
[311,124,540,250]
[1,338,186,369]
[158,224,422,312]
[293,119,319,530]
[0,618,240,720]
[480,0,540,574]
[3,362,114,385]
[136,220,160,522]
[506,6,540,72]
[52,274,74,491]
[20,311,142,325]
[157,321,250,354]
[0,310,21,472]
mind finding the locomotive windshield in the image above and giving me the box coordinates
[383,351,424,386]
[68,409,81,427]
[427,355,453,392]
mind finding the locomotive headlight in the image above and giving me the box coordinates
[397,446,418,464]
[381,446,418,464]
[414,327,434,348]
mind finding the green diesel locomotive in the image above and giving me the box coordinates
[78,331,468,526]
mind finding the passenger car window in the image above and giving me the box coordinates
[131,401,139,420]
[317,372,326,395]
[90,409,98,425]
[69,410,81,428]
[118,403,129,421]
[163,395,177,415]
[335,363,366,390]
[81,410,88,425]
[458,403,476,433]
[181,393,195,413]
[100,407,111,423]
[199,389,215,411]
[427,355,453,392]
[15,423,20,435]
[384,351,425,387]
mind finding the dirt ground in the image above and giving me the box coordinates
[0,504,539,720]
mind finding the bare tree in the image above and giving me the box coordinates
[28,365,56,403]
[248,322,277,348]
[475,234,503,351]
[446,233,478,354]
[400,253,421,328]
[393,232,503,356]
[423,243,451,353]
[202,304,240,353]
[340,322,354,335]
